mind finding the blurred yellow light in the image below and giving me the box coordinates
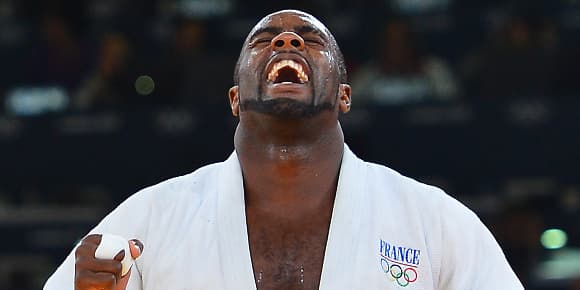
[135,75,155,95]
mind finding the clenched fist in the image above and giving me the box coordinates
[74,234,144,290]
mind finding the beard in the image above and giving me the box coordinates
[239,97,334,119]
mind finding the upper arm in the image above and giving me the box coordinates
[437,198,524,290]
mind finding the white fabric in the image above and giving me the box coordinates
[44,144,524,290]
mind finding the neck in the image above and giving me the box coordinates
[234,112,344,218]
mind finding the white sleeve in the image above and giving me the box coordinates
[43,189,151,290]
[437,196,524,290]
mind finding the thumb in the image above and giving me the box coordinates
[128,239,144,259]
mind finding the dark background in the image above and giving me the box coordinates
[0,0,579,289]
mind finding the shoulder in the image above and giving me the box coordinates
[138,161,222,197]
[92,160,227,234]
[348,151,522,289]
[343,146,459,212]
[364,161,454,205]
[123,160,224,210]
[359,158,482,230]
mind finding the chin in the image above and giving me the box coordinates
[240,97,333,119]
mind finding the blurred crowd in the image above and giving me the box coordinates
[0,0,578,113]
[0,0,579,289]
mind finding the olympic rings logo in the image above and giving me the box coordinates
[380,258,418,287]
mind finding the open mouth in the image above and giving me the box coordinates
[266,59,309,84]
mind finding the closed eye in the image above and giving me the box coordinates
[249,38,271,48]
[304,38,324,47]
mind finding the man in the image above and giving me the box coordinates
[44,10,524,290]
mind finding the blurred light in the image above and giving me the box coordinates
[5,86,69,116]
[177,0,232,17]
[535,248,580,281]
[391,0,450,14]
[135,75,155,95]
[541,229,568,250]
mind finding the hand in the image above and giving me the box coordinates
[74,234,143,290]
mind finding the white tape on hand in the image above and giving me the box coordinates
[94,234,134,276]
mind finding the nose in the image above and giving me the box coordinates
[271,32,305,51]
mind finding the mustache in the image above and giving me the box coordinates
[239,98,334,118]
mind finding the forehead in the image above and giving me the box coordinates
[248,10,329,38]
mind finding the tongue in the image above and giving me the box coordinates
[274,67,301,83]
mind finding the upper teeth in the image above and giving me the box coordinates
[267,59,309,83]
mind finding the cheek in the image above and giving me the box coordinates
[320,50,334,67]
[237,54,264,97]
[242,51,258,70]
[241,47,269,74]
[313,51,337,83]
[239,55,255,77]
[313,51,335,78]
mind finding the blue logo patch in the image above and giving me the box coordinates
[379,239,420,287]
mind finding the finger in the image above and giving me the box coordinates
[128,239,144,259]
[113,249,126,261]
[80,234,103,246]
[75,235,102,259]
[75,254,123,279]
[75,270,117,290]
[75,234,131,288]
[110,250,125,281]
[115,268,131,290]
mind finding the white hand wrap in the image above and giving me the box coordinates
[94,234,133,276]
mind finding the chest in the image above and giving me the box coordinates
[141,196,436,290]
[246,215,331,290]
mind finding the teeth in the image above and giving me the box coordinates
[267,59,309,83]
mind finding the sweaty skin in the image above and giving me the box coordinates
[229,10,351,290]
[72,9,351,290]
[58,11,522,290]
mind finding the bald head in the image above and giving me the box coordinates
[233,10,347,85]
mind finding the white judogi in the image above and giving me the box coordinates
[44,145,524,290]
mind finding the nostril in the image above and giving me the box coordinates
[275,40,284,47]
[290,39,301,47]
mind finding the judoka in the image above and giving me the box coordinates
[44,9,524,290]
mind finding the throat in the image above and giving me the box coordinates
[269,144,309,162]
[239,141,342,212]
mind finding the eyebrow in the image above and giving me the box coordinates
[294,25,327,41]
[248,25,328,42]
[249,27,283,41]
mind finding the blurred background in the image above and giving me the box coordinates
[0,0,578,289]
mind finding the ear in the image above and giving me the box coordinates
[228,86,240,117]
[338,84,352,113]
